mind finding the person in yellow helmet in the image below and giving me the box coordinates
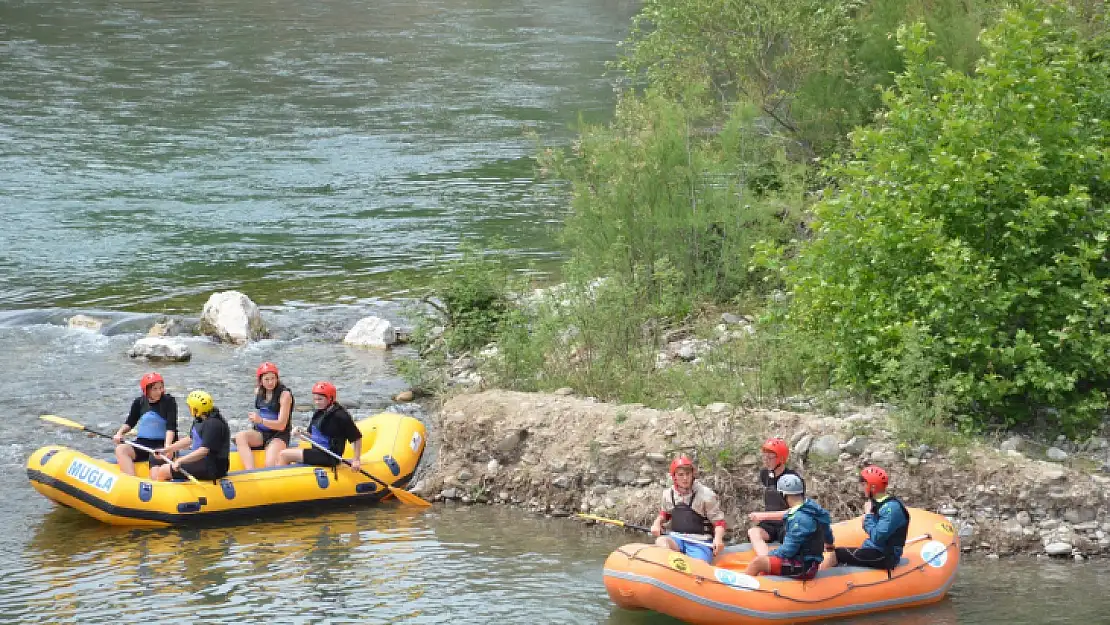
[150,390,230,482]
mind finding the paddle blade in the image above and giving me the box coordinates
[576,513,626,527]
[388,485,432,508]
[40,414,87,430]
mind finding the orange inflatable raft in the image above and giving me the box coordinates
[603,507,959,625]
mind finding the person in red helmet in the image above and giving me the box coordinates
[112,372,178,476]
[747,437,806,557]
[233,362,295,469]
[648,455,727,563]
[820,465,910,572]
[278,381,362,471]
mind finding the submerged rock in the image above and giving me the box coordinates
[127,337,192,362]
[67,314,104,332]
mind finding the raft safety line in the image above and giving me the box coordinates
[615,539,958,604]
[604,567,955,620]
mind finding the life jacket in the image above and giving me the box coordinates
[786,503,828,562]
[254,384,293,433]
[761,467,801,513]
[870,494,911,566]
[189,419,203,452]
[308,404,341,452]
[668,487,713,536]
[134,397,168,440]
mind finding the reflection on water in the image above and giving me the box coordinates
[6,502,1110,623]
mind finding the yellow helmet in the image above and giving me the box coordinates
[186,390,214,416]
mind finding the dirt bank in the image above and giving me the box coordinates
[413,390,1110,559]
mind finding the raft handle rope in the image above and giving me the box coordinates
[616,533,957,604]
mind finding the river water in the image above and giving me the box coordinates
[2,0,1110,622]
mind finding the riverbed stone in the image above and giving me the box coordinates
[794,434,814,456]
[810,434,841,458]
[394,390,415,402]
[198,291,267,344]
[1016,511,1032,526]
[1046,447,1069,462]
[1000,435,1025,453]
[440,487,461,500]
[706,402,731,414]
[344,316,397,349]
[495,429,528,454]
[67,314,104,332]
[553,387,574,396]
[127,337,192,362]
[841,436,868,456]
[1044,542,1073,556]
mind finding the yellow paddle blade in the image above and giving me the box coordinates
[387,485,432,508]
[40,414,87,430]
[575,513,626,527]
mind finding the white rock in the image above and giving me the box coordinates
[198,291,267,344]
[67,314,105,332]
[127,337,192,362]
[1044,542,1073,556]
[706,402,731,414]
[486,459,500,473]
[343,316,397,349]
[1046,447,1069,462]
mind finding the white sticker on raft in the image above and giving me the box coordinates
[410,431,422,453]
[714,568,760,590]
[920,540,948,568]
[66,458,116,494]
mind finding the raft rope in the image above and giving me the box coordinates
[616,536,959,604]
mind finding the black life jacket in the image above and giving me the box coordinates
[784,503,828,562]
[668,488,713,535]
[761,467,802,513]
[870,495,911,562]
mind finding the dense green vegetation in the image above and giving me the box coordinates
[407,2,1109,438]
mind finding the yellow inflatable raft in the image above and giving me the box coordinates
[27,412,426,528]
[603,508,959,625]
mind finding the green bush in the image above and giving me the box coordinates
[542,94,805,312]
[424,244,518,354]
[768,3,1110,433]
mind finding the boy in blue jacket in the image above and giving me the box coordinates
[745,474,834,580]
[820,465,909,572]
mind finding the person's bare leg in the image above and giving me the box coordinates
[115,445,137,476]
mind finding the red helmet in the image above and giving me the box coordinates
[669,455,696,477]
[860,465,889,495]
[761,438,789,466]
[311,381,337,404]
[256,362,279,379]
[139,372,164,394]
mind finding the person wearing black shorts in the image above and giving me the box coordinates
[278,381,363,472]
[151,390,230,482]
[233,362,295,470]
[113,372,178,476]
[748,438,805,556]
[821,465,910,572]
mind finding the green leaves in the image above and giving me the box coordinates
[776,2,1110,432]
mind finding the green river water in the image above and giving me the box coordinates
[2,0,1109,622]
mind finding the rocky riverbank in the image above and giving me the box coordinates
[414,390,1110,560]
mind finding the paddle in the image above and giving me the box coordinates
[575,513,716,548]
[40,414,201,485]
[295,432,431,508]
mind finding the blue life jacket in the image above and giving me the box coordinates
[135,410,167,440]
[189,421,203,452]
[308,424,331,449]
[254,384,292,433]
